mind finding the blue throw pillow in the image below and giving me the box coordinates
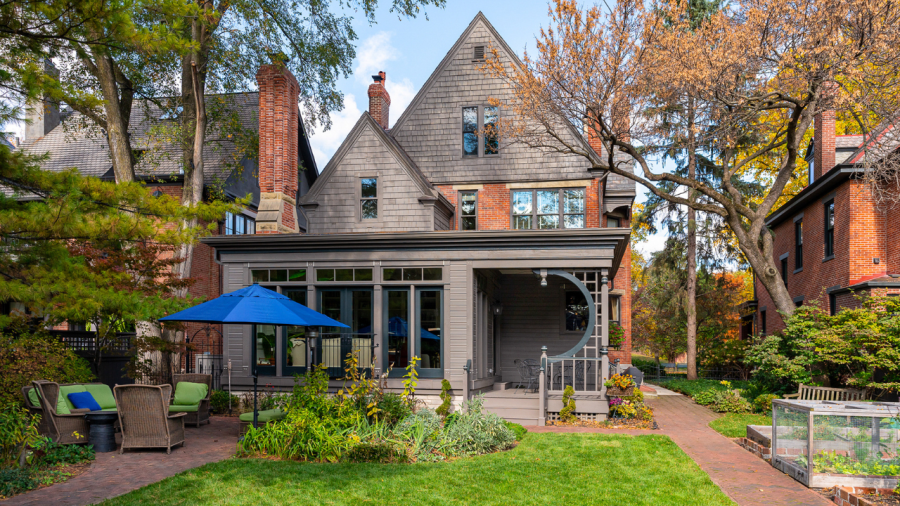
[67,392,102,411]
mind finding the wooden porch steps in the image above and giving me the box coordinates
[481,390,542,425]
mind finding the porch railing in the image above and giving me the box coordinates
[537,348,609,425]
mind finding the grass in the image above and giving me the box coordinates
[709,413,772,438]
[101,433,734,506]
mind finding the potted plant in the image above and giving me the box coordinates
[604,373,636,397]
[609,322,625,349]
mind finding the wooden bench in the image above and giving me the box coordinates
[783,384,867,401]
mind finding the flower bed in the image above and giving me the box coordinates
[237,357,517,463]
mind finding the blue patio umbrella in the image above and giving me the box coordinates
[159,284,348,428]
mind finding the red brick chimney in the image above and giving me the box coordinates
[813,83,837,181]
[256,64,300,234]
[368,71,390,129]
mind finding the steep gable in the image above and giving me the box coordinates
[390,12,593,185]
[300,113,453,233]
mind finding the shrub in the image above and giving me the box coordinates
[712,390,752,413]
[444,397,515,456]
[377,393,411,426]
[0,325,94,408]
[0,468,38,498]
[503,421,527,441]
[692,389,718,406]
[559,385,576,422]
[31,438,94,467]
[210,390,239,414]
[0,408,40,468]
[343,442,408,463]
[436,379,452,418]
[753,394,779,414]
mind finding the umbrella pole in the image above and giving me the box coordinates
[253,365,259,429]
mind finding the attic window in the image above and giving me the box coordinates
[473,46,485,60]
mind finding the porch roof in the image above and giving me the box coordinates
[203,228,631,274]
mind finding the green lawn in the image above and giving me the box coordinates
[102,433,734,506]
[709,413,772,438]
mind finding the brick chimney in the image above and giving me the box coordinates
[25,60,60,142]
[256,64,300,234]
[813,83,837,181]
[368,71,390,129]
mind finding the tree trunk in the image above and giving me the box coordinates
[92,53,135,183]
[686,105,698,380]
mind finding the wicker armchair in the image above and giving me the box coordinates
[115,384,186,454]
[172,374,212,427]
[22,385,53,436]
[30,381,90,445]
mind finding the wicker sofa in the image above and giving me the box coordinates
[115,384,186,454]
[29,381,118,444]
[169,374,212,427]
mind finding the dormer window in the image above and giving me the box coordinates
[224,211,256,235]
[462,106,500,157]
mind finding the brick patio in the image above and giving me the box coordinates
[528,394,831,506]
[5,416,239,506]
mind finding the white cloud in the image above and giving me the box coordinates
[310,94,362,168]
[354,32,397,86]
[311,31,419,168]
[388,77,416,127]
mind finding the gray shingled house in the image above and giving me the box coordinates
[204,13,634,424]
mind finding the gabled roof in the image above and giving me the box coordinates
[18,92,318,187]
[300,112,446,205]
[389,12,615,174]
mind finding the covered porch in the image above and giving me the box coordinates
[466,265,620,425]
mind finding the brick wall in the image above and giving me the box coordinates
[754,177,898,333]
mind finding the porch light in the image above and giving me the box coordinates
[491,302,504,316]
[536,268,548,287]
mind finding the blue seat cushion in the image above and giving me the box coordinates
[67,392,102,411]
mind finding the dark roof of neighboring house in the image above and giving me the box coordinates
[18,92,317,187]
[765,165,862,228]
[1,136,14,150]
[830,275,900,295]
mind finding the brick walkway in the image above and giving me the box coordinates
[5,416,239,506]
[529,395,830,506]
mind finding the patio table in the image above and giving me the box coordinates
[84,411,118,452]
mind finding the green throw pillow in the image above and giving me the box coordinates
[58,385,86,414]
[26,387,40,407]
[173,381,208,406]
[84,384,116,410]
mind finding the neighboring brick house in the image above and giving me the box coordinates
[13,67,318,380]
[754,107,900,335]
[203,12,635,424]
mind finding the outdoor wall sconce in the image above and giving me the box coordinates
[491,302,504,316]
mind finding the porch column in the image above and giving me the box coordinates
[600,268,609,398]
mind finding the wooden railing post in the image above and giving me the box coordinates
[600,268,610,399]
[539,346,547,426]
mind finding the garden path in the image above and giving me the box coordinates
[4,416,239,506]
[528,394,831,506]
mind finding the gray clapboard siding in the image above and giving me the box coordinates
[447,262,469,387]
[224,263,250,378]
[495,274,584,382]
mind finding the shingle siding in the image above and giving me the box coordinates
[390,19,592,185]
[305,123,434,234]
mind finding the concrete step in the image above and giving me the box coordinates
[482,397,540,409]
